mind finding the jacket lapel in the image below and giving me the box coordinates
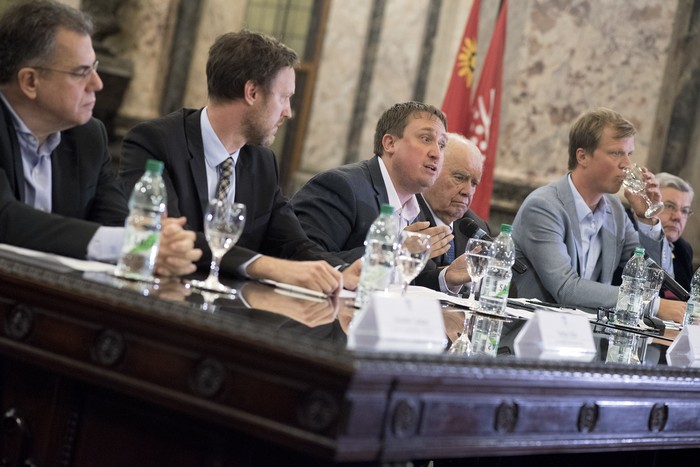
[51,133,80,217]
[184,109,209,218]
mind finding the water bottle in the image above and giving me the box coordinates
[683,269,700,326]
[614,247,646,326]
[479,224,515,314]
[115,159,167,281]
[354,204,399,309]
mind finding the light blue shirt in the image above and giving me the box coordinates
[201,107,240,199]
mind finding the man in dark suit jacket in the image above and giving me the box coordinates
[413,133,492,292]
[0,0,198,276]
[655,172,695,295]
[291,101,453,266]
[121,31,358,295]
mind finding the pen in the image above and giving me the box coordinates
[259,279,329,299]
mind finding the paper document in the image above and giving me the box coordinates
[0,243,115,273]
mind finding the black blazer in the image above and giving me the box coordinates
[120,108,342,277]
[671,236,694,293]
[292,155,389,263]
[0,99,127,258]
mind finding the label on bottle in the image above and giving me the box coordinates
[115,210,162,281]
[479,265,512,314]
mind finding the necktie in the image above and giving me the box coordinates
[215,157,234,202]
[31,154,52,212]
[445,239,456,264]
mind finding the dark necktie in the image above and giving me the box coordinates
[215,157,234,202]
[445,239,456,264]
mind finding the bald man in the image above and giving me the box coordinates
[414,133,493,293]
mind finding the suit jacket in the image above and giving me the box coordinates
[413,194,493,290]
[511,174,664,309]
[120,108,342,276]
[0,99,127,258]
[671,236,694,293]
[291,155,389,263]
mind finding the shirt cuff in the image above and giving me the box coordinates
[86,226,125,263]
[439,267,463,295]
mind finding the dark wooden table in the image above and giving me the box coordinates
[1,250,700,466]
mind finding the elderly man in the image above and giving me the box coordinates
[512,107,684,322]
[656,172,695,294]
[0,0,199,275]
[414,133,492,292]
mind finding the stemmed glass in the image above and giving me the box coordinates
[188,200,246,295]
[640,267,664,321]
[465,238,492,307]
[623,164,664,218]
[395,231,431,295]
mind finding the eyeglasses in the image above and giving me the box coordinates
[662,201,693,218]
[32,60,99,80]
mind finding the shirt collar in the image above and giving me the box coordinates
[201,106,240,169]
[567,173,607,222]
[377,156,420,223]
[0,91,61,153]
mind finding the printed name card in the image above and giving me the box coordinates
[666,325,700,367]
[347,292,447,354]
[514,309,596,362]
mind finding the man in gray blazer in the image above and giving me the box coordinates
[291,101,453,264]
[512,107,684,322]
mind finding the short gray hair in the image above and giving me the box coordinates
[656,172,694,201]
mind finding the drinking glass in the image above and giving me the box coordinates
[188,200,246,295]
[465,238,492,307]
[395,231,431,295]
[641,267,664,318]
[622,164,664,218]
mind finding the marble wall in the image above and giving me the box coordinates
[90,0,699,253]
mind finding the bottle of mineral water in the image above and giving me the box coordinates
[479,224,515,315]
[614,247,646,326]
[683,268,700,326]
[115,159,167,281]
[354,204,399,309]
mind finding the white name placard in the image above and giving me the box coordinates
[347,292,447,354]
[666,325,700,367]
[514,309,596,362]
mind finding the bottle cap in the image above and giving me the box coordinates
[634,247,645,256]
[500,224,512,234]
[380,204,395,215]
[145,159,164,175]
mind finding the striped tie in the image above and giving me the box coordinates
[215,157,234,202]
[445,239,456,264]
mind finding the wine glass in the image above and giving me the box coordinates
[641,267,664,319]
[622,164,664,218]
[188,200,246,295]
[395,231,431,295]
[465,238,492,307]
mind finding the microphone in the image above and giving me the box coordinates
[459,218,528,274]
[643,253,690,301]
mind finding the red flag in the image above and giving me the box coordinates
[467,0,507,219]
[441,0,480,136]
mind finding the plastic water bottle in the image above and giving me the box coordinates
[115,159,167,281]
[354,204,399,309]
[479,224,515,314]
[614,247,646,326]
[683,269,700,326]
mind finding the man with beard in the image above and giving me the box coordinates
[120,31,359,294]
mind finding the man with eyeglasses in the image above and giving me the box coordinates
[0,0,200,275]
[656,172,695,295]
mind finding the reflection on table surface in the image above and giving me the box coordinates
[81,271,680,367]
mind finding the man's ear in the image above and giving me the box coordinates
[576,148,588,167]
[381,133,397,156]
[243,80,258,106]
[16,68,39,99]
